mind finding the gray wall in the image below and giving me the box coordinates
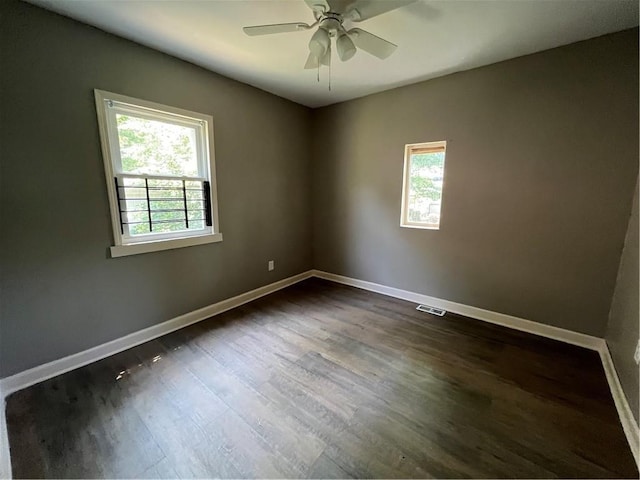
[606,178,639,423]
[311,29,639,337]
[0,1,313,377]
[1,0,638,379]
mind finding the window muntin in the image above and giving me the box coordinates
[115,176,210,237]
[401,141,446,229]
[95,90,221,252]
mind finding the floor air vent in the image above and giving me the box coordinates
[416,304,446,316]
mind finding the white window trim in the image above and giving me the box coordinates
[110,233,222,258]
[400,140,447,230]
[94,89,222,257]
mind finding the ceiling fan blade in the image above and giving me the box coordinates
[304,52,320,69]
[243,23,310,36]
[304,0,330,14]
[326,0,352,13]
[346,0,417,22]
[348,28,397,59]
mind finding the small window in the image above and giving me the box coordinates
[400,141,446,229]
[94,90,221,257]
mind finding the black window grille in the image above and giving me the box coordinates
[114,176,212,236]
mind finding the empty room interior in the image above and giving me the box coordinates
[1,0,639,478]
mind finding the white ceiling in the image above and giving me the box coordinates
[27,0,639,108]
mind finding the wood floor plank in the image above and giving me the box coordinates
[307,452,353,479]
[169,338,329,475]
[8,353,166,478]
[211,409,305,478]
[137,457,180,479]
[257,376,351,444]
[7,278,638,478]
[322,426,432,479]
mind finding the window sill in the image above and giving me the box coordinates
[400,223,440,230]
[110,233,223,258]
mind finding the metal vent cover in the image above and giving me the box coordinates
[416,304,446,316]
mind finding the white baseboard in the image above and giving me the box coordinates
[311,270,602,350]
[0,270,312,398]
[0,386,10,480]
[599,343,640,467]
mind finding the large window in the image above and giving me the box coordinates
[94,90,221,257]
[400,141,447,229]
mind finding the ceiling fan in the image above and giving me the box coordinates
[243,0,417,70]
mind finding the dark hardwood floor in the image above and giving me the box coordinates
[7,278,638,478]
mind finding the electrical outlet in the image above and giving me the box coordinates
[268,260,274,271]
[634,340,640,366]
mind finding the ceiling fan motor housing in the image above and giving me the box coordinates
[319,14,343,36]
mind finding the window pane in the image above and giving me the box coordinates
[186,200,205,211]
[116,114,199,177]
[186,189,204,201]
[150,210,185,222]
[407,151,445,225]
[129,223,151,236]
[122,177,145,188]
[152,221,188,234]
[124,210,149,225]
[189,220,205,230]
[187,210,205,221]
[123,199,148,211]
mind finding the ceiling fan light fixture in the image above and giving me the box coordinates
[309,27,330,58]
[336,33,356,61]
